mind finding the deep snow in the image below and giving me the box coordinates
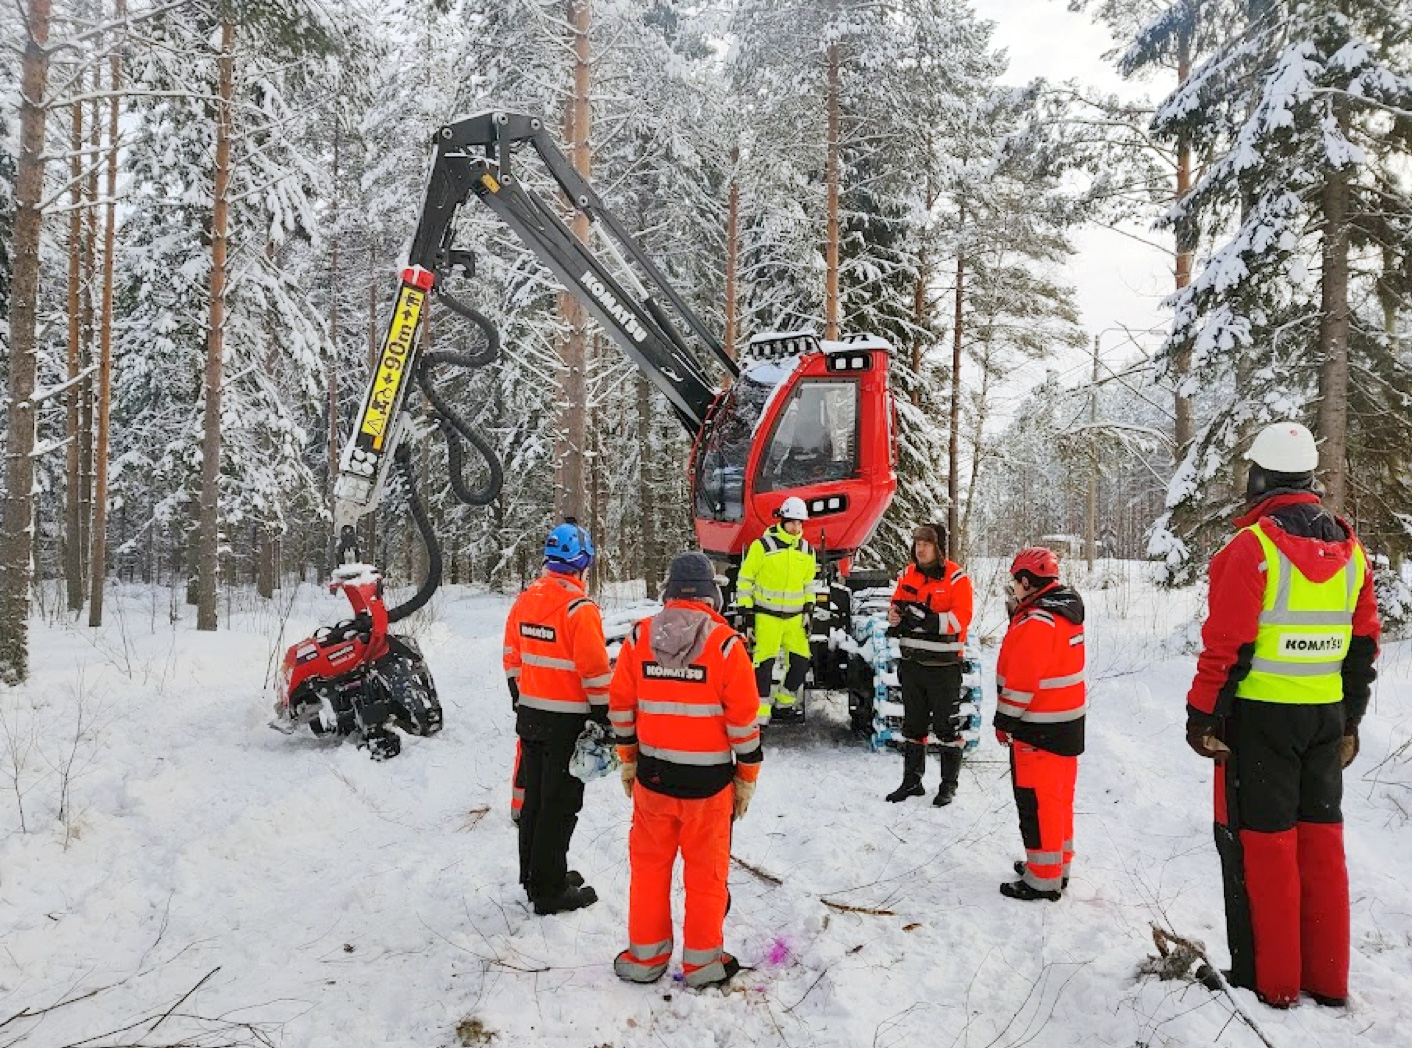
[2,566,1409,1047]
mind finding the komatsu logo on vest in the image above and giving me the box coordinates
[582,272,647,343]
[1279,633,1344,656]
[520,623,556,642]
[643,662,707,683]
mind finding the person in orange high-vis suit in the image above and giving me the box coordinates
[884,522,974,806]
[503,521,612,915]
[610,552,762,989]
[994,547,1086,902]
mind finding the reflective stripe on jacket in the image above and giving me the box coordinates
[736,526,817,617]
[890,559,974,664]
[993,583,1086,757]
[1235,523,1367,705]
[610,600,763,799]
[503,573,611,733]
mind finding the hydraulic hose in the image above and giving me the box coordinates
[416,292,504,507]
[386,444,443,624]
[385,287,503,622]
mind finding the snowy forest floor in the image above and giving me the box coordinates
[2,564,1410,1048]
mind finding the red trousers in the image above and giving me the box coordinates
[615,783,733,986]
[1010,743,1077,891]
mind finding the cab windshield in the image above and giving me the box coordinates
[692,363,785,522]
[758,379,860,492]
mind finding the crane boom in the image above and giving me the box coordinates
[334,110,733,533]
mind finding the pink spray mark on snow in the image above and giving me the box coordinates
[765,937,792,966]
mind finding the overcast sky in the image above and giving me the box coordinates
[971,0,1174,378]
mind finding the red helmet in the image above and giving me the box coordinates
[1010,547,1059,580]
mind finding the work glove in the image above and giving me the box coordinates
[508,678,520,711]
[732,777,756,821]
[620,761,637,799]
[995,728,1011,747]
[737,607,755,634]
[1185,715,1231,763]
[1340,728,1359,769]
[903,603,938,632]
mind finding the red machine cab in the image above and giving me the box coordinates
[692,332,897,564]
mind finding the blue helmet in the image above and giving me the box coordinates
[544,519,595,573]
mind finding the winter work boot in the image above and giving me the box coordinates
[1013,860,1069,890]
[686,953,743,990]
[885,741,926,803]
[532,882,598,915]
[933,748,963,807]
[999,879,1061,902]
[521,870,584,897]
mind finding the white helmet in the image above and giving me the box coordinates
[777,496,809,521]
[1245,421,1318,473]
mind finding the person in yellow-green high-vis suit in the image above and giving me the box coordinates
[736,497,817,725]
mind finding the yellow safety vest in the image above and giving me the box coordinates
[1235,523,1366,705]
[736,525,817,617]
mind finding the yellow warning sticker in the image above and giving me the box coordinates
[360,285,424,450]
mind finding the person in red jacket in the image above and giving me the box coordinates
[610,552,762,989]
[994,547,1085,902]
[1186,422,1380,1008]
[502,520,612,915]
[884,522,974,806]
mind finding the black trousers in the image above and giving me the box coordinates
[898,660,964,745]
[517,732,586,899]
[755,653,810,699]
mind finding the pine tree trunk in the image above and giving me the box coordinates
[66,94,85,612]
[362,236,380,559]
[947,242,964,559]
[958,343,991,561]
[197,20,235,632]
[328,119,340,508]
[556,0,592,521]
[636,375,656,596]
[1316,96,1352,515]
[724,146,739,360]
[0,0,54,683]
[911,262,925,409]
[1172,41,1195,455]
[824,41,840,341]
[256,526,275,599]
[80,88,99,596]
[88,0,124,628]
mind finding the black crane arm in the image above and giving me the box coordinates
[334,110,733,532]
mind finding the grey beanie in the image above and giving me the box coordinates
[664,551,719,603]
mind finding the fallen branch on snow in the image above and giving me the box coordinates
[1141,925,1279,1048]
[821,899,895,917]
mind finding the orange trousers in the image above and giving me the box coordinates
[615,783,733,985]
[1010,743,1077,891]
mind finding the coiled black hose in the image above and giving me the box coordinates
[386,445,443,624]
[385,288,504,621]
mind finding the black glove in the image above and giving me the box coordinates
[590,704,611,729]
[738,607,755,633]
[1185,712,1230,763]
[902,603,939,632]
[508,678,520,711]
